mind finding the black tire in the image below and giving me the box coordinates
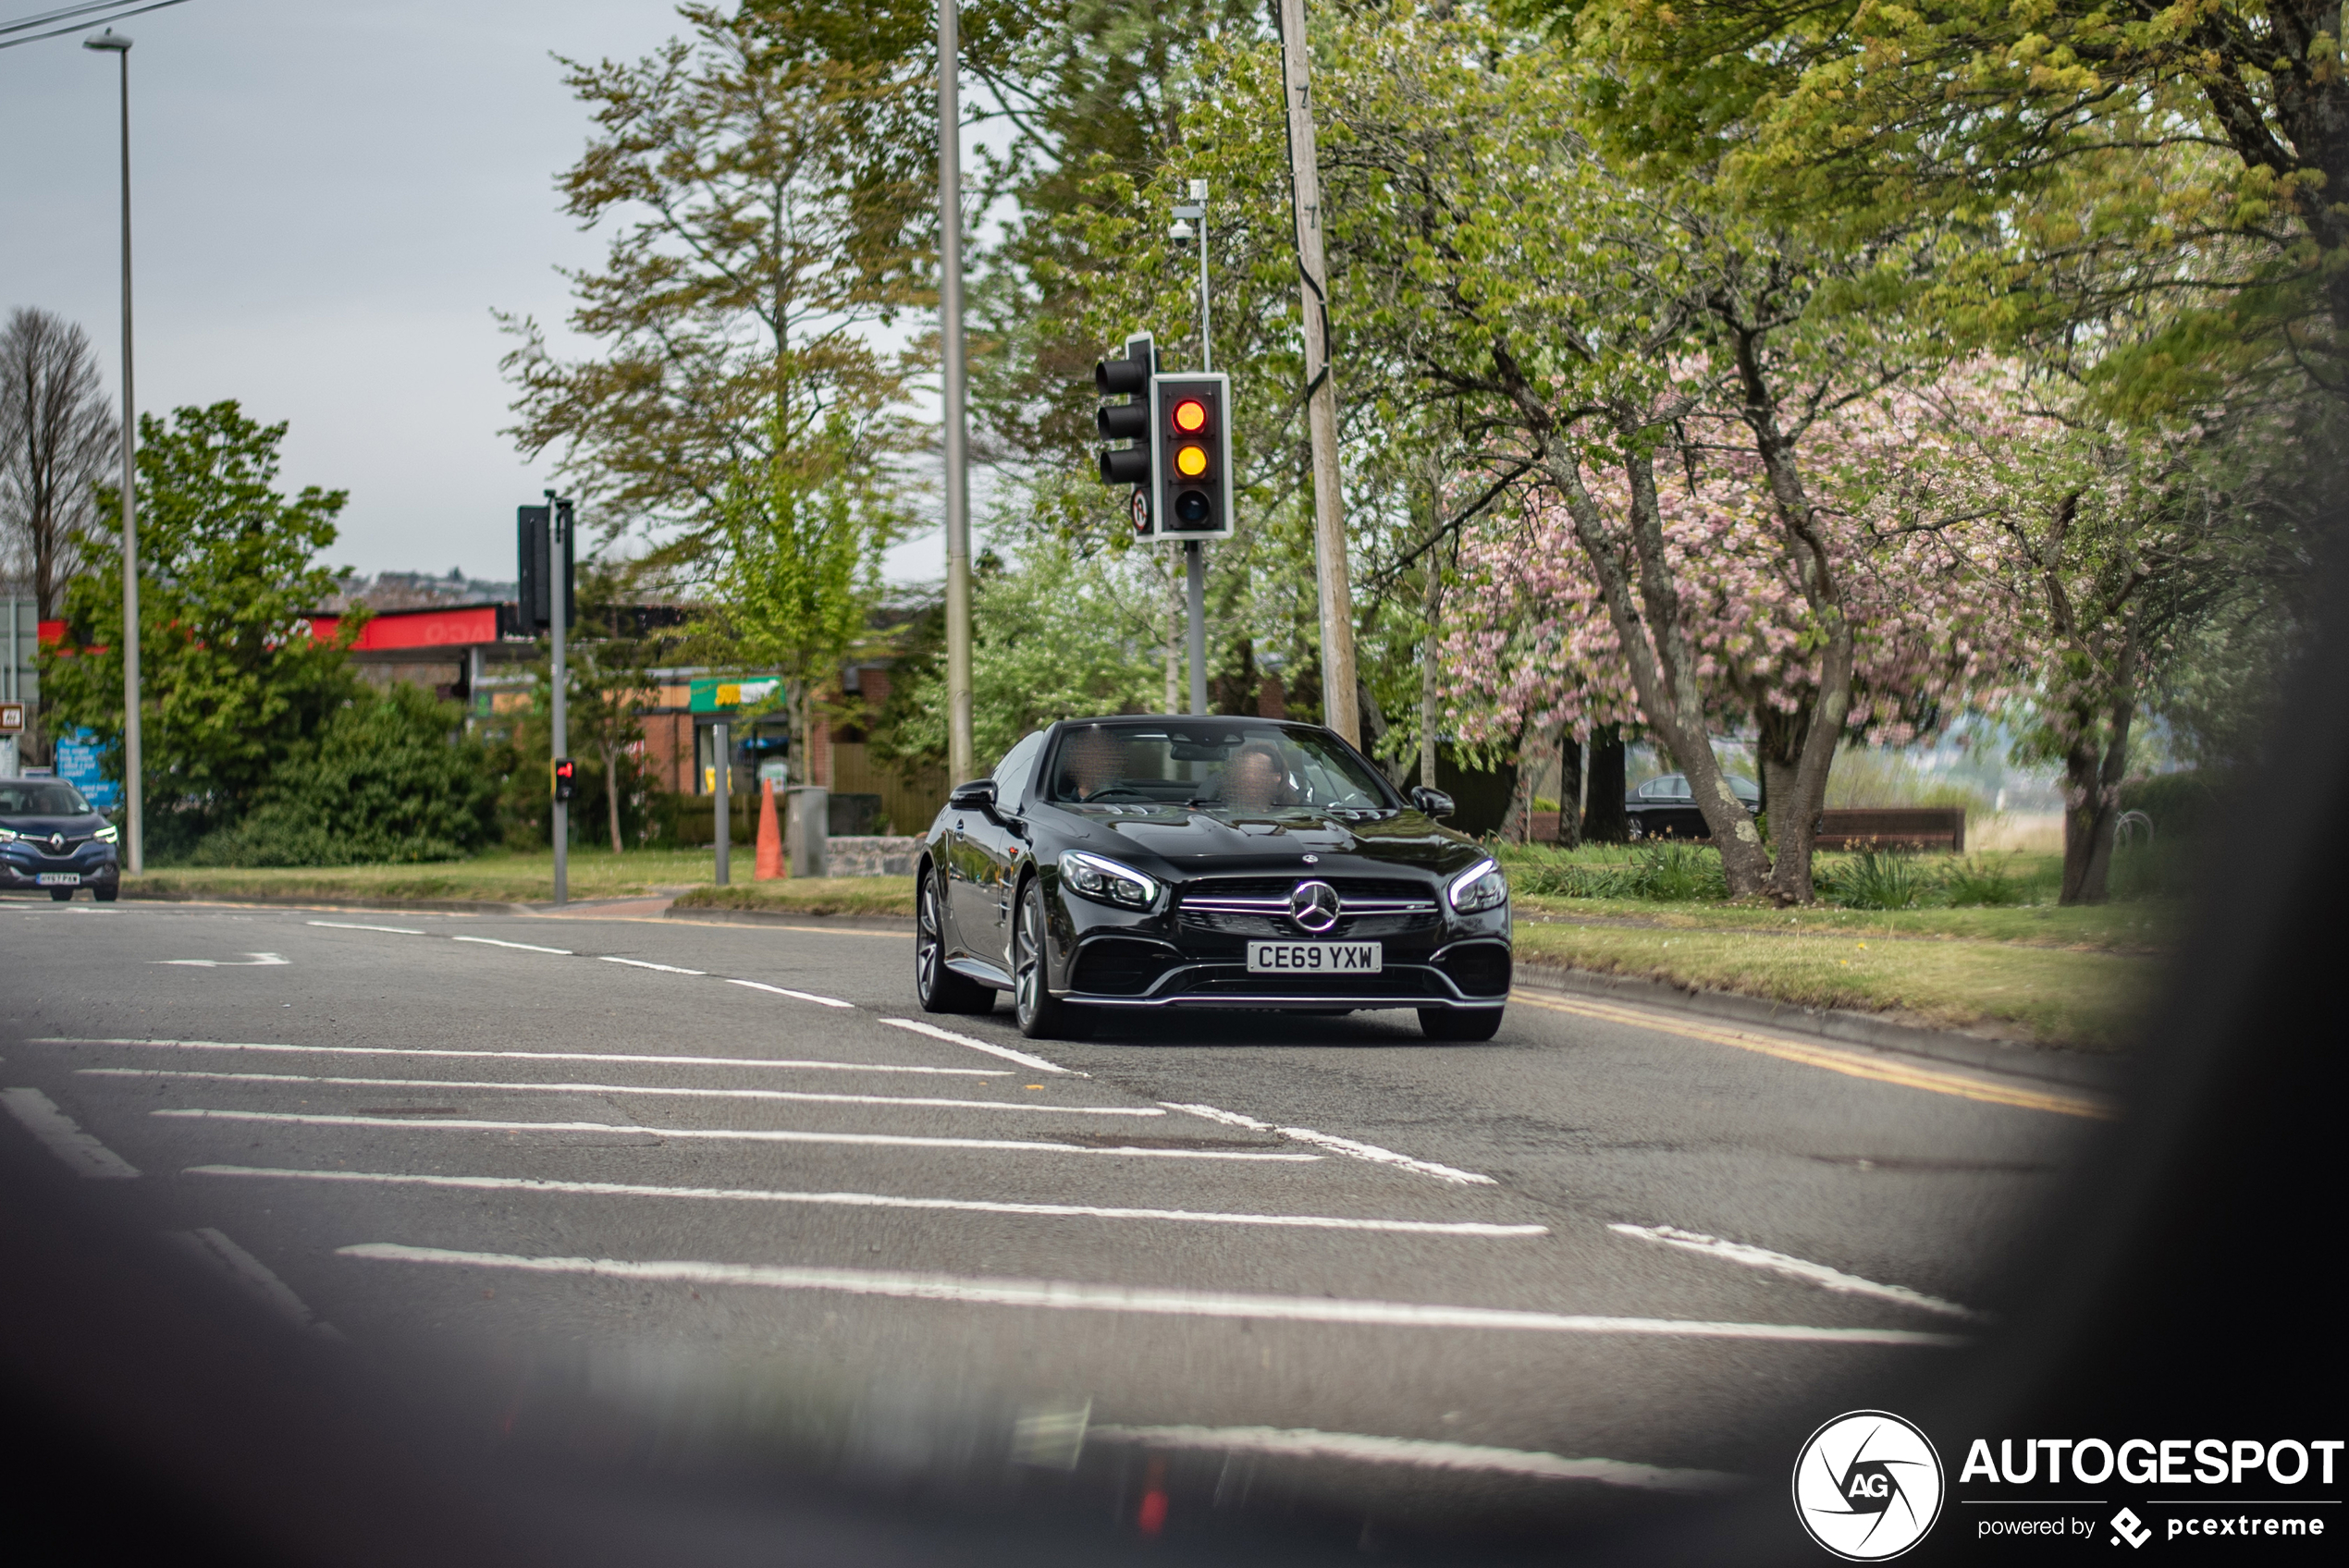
[1013,877,1095,1041]
[915,866,993,1014]
[49,887,73,902]
[1419,1007,1503,1042]
[94,886,118,903]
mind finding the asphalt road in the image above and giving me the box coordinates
[1,893,2108,1531]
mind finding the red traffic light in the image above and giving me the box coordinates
[552,756,578,800]
[1171,398,1209,434]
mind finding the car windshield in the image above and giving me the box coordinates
[1044,721,1400,812]
[0,783,91,815]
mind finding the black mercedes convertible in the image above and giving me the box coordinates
[913,717,1511,1041]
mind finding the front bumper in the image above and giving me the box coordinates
[0,851,119,889]
[1054,913,1511,1012]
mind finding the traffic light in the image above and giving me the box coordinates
[1151,373,1232,540]
[517,499,576,631]
[1094,333,1157,536]
[551,756,578,802]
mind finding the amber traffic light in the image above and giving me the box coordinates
[1150,373,1231,539]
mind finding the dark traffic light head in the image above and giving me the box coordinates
[1092,334,1159,521]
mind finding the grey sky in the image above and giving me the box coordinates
[2,0,948,589]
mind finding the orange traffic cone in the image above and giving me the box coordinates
[756,778,785,880]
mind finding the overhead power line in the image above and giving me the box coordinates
[0,0,191,50]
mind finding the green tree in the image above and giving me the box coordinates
[1550,0,2349,399]
[500,3,929,562]
[187,685,501,866]
[695,413,900,780]
[43,401,356,853]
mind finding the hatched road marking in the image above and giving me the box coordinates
[154,1107,1319,1160]
[338,1243,1967,1346]
[189,1165,1552,1236]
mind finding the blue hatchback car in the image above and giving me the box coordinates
[0,778,121,901]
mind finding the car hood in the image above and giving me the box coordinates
[0,814,107,840]
[1048,803,1483,880]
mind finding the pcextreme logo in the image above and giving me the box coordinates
[1794,1410,1947,1561]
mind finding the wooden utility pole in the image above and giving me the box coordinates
[1275,0,1359,746]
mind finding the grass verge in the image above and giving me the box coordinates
[1511,921,2151,1049]
[125,849,745,905]
[671,878,916,919]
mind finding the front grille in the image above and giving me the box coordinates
[1180,910,1439,939]
[1185,876,1430,901]
[1172,967,1446,999]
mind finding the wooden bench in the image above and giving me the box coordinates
[1520,806,1964,851]
[1814,807,1965,853]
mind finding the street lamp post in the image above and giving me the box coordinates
[84,27,141,873]
[938,0,975,785]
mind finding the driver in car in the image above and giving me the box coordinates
[1221,741,1295,812]
[1061,727,1128,801]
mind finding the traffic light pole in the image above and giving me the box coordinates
[1185,543,1207,715]
[547,489,568,907]
[1184,185,1211,717]
[1276,0,1360,747]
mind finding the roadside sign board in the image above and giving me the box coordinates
[0,702,21,732]
[55,728,121,812]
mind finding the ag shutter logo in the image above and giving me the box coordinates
[1793,1410,1946,1561]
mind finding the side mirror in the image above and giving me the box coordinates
[948,778,998,813]
[1409,786,1456,820]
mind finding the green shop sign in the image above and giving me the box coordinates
[688,677,781,714]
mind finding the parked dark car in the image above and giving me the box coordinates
[915,717,1512,1041]
[0,779,120,901]
[1623,771,1762,841]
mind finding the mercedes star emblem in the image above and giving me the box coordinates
[1288,879,1342,934]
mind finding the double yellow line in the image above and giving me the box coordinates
[1509,989,2114,1120]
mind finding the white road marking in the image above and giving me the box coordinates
[154,952,289,967]
[189,1166,1552,1235]
[2,1086,139,1178]
[1165,1102,1496,1186]
[31,1039,1007,1078]
[1608,1223,1987,1321]
[725,978,854,1009]
[1084,1425,1738,1492]
[880,1018,1076,1076]
[154,1108,1320,1160]
[166,1227,345,1340]
[305,921,424,936]
[88,1067,1161,1117]
[337,1244,1966,1346]
[599,956,705,975]
[451,937,572,954]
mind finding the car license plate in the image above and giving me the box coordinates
[36,873,80,886]
[1246,941,1381,974]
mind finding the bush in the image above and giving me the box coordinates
[2120,769,2224,840]
[185,684,502,866]
[1820,849,1931,910]
[1499,841,1728,901]
[1943,855,2028,907]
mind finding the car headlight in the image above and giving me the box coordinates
[94,825,119,844]
[1446,857,1507,914]
[1059,850,1159,911]
[0,828,17,843]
